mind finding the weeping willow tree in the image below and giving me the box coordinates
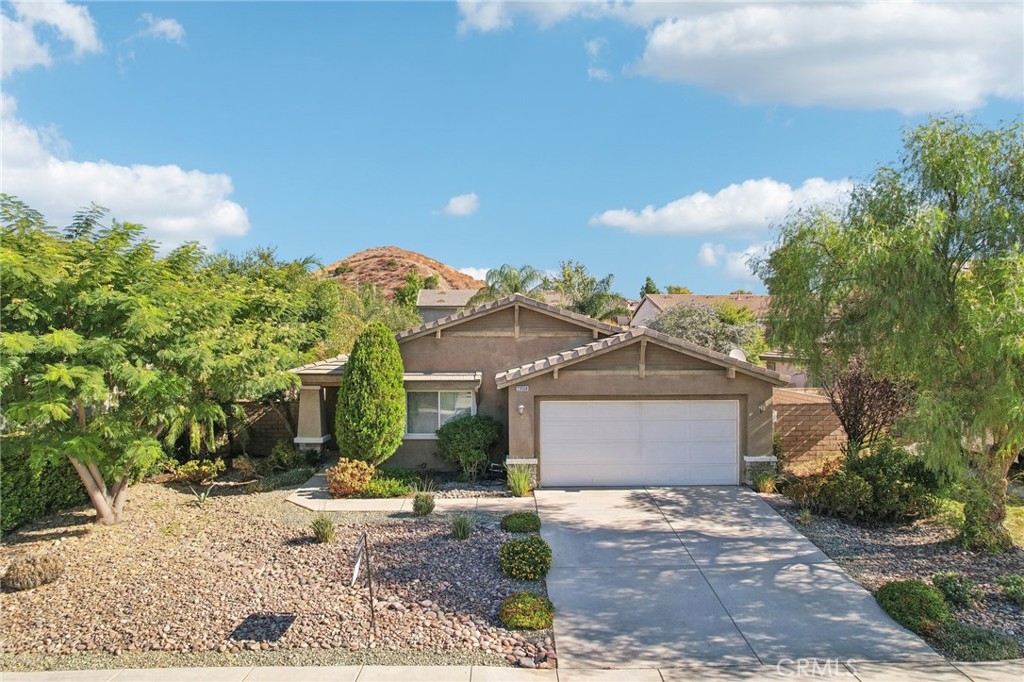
[755,117,1023,551]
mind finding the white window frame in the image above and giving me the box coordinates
[404,390,477,439]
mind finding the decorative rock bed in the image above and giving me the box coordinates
[0,483,553,671]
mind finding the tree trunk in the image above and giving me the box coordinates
[68,456,127,525]
[960,448,1014,552]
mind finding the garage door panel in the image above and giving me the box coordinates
[540,400,739,486]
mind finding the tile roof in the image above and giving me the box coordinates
[641,293,771,317]
[495,327,788,387]
[289,354,348,375]
[416,289,480,307]
[396,292,625,342]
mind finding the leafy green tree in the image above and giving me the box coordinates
[754,116,1023,551]
[350,283,422,331]
[665,285,691,294]
[468,264,546,305]
[640,276,661,297]
[393,271,427,309]
[545,260,628,322]
[335,322,405,466]
[730,289,753,295]
[648,302,767,363]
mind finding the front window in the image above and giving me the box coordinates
[406,391,474,435]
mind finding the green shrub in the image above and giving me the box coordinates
[412,492,435,517]
[450,513,475,540]
[876,580,951,634]
[796,507,813,526]
[310,513,336,544]
[501,511,541,533]
[326,458,375,497]
[357,477,410,499]
[784,475,827,509]
[436,414,503,481]
[499,591,555,630]
[232,454,261,477]
[817,470,873,520]
[268,440,303,472]
[506,464,533,497]
[932,573,984,608]
[1,554,64,591]
[499,535,552,581]
[997,575,1024,607]
[245,466,315,494]
[752,471,778,494]
[932,621,1022,661]
[0,440,87,534]
[335,322,405,466]
[174,458,225,485]
[846,440,943,521]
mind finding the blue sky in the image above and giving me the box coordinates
[3,2,1022,296]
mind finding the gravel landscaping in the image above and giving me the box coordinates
[0,481,555,672]
[762,493,1024,657]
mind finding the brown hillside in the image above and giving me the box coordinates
[318,246,484,296]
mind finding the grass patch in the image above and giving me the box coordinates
[931,621,1022,661]
[931,495,1023,548]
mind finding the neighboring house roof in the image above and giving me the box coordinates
[637,293,772,319]
[416,288,566,308]
[495,326,788,388]
[397,292,625,343]
[290,354,348,376]
[416,289,480,308]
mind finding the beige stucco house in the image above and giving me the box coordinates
[292,293,787,487]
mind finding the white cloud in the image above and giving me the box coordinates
[458,267,490,281]
[2,0,102,76]
[587,67,610,81]
[457,1,1023,113]
[439,192,480,217]
[129,13,186,44]
[1,95,249,249]
[585,37,610,81]
[591,177,852,236]
[698,242,767,283]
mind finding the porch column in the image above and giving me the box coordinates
[294,385,331,452]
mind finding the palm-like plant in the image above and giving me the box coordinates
[468,264,546,305]
[546,260,629,323]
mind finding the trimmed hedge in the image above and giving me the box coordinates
[1,442,87,534]
[436,414,502,481]
[501,511,542,533]
[499,534,552,581]
[876,580,951,634]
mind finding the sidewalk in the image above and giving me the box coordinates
[4,660,1023,681]
[285,471,537,513]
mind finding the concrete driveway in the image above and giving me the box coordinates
[536,487,942,669]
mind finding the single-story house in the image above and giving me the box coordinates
[292,293,787,487]
[630,293,772,328]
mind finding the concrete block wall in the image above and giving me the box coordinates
[774,391,846,469]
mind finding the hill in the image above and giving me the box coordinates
[319,246,484,295]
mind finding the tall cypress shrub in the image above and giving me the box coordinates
[335,322,405,466]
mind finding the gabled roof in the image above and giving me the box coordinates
[396,293,624,343]
[495,327,788,388]
[289,354,348,376]
[638,293,771,318]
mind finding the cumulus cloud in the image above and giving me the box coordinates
[591,177,852,236]
[1,95,249,249]
[457,1,1023,113]
[458,267,490,281]
[585,37,611,80]
[128,13,186,44]
[697,242,767,283]
[438,192,480,217]
[1,0,102,76]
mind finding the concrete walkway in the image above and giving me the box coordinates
[285,470,537,513]
[4,661,1023,681]
[536,487,941,669]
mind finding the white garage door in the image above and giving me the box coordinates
[539,400,739,486]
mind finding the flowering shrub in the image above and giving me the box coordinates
[325,458,374,497]
[499,591,554,630]
[499,534,552,581]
